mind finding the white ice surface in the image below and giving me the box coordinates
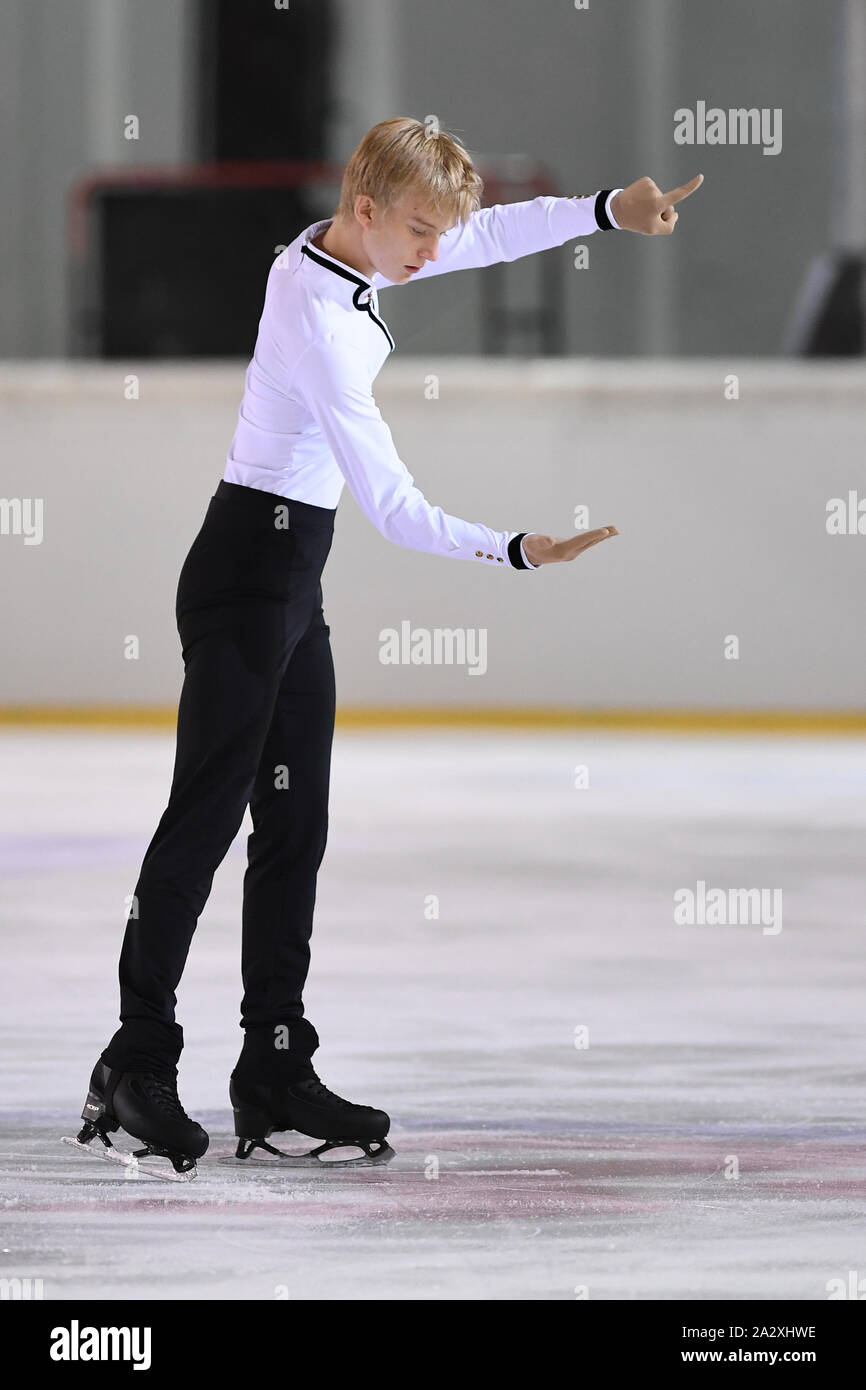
[1,728,864,1300]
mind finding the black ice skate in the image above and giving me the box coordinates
[228,1068,395,1168]
[61,1061,209,1182]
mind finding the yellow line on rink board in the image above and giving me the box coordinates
[0,705,864,735]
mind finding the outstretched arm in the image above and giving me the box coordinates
[373,190,620,287]
[373,173,704,287]
[292,333,536,569]
[292,335,619,573]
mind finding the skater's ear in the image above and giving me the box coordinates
[352,195,379,232]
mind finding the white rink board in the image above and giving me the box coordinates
[1,359,864,709]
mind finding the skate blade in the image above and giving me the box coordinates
[221,1138,396,1169]
[61,1136,197,1183]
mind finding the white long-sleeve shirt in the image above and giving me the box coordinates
[224,188,622,570]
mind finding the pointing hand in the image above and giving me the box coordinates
[610,174,704,235]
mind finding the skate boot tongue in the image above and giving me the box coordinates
[234,1020,320,1086]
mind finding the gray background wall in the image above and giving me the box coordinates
[0,0,845,358]
[0,0,195,357]
[380,0,840,358]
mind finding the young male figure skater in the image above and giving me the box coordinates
[69,118,702,1176]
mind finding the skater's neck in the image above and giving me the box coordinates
[313,218,375,281]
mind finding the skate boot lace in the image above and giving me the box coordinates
[300,1077,372,1111]
[137,1073,192,1121]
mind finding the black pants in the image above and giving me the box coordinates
[101,481,337,1073]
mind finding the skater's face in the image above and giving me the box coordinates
[356,192,454,283]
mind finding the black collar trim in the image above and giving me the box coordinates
[301,243,395,351]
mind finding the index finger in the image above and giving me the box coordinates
[659,173,704,206]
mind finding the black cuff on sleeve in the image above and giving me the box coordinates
[594,190,615,231]
[508,532,532,569]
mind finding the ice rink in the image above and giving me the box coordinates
[1,726,864,1301]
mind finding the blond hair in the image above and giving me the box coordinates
[335,116,483,226]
